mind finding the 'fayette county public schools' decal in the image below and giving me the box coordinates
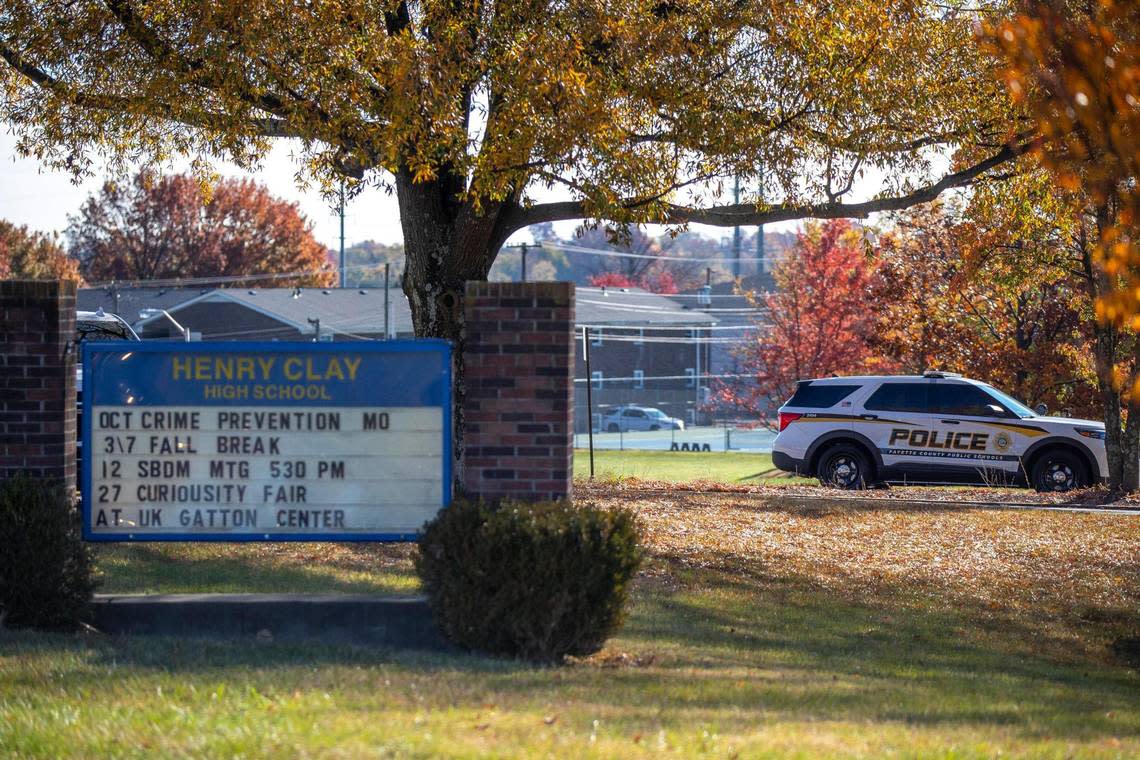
[884,427,1018,461]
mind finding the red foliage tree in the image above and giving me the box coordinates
[587,265,679,294]
[0,220,80,281]
[587,272,637,289]
[713,219,880,421]
[67,171,334,286]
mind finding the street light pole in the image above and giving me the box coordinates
[339,179,346,288]
[138,308,191,341]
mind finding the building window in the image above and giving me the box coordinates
[685,368,696,388]
[591,328,603,347]
[591,371,604,390]
[633,370,645,389]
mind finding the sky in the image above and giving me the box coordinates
[0,129,835,253]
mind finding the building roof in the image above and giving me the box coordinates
[676,276,771,328]
[77,287,211,321]
[200,287,412,337]
[576,286,716,326]
[80,283,716,337]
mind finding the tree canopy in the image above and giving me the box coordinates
[67,171,334,286]
[982,0,1139,327]
[0,220,79,280]
[1,0,1026,337]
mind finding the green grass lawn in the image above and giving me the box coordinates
[2,491,1137,758]
[574,448,807,484]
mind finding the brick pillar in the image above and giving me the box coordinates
[0,280,77,496]
[463,282,575,501]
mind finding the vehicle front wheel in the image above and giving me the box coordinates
[1031,450,1087,492]
[817,444,871,490]
[649,424,660,431]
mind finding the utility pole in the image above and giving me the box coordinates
[338,179,346,288]
[520,243,528,282]
[732,175,742,279]
[583,327,595,480]
[384,262,390,339]
[756,171,766,274]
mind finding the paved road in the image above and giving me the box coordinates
[574,426,777,452]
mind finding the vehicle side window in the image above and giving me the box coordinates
[930,384,1010,417]
[785,383,861,408]
[864,383,929,413]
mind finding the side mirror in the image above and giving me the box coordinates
[1034,403,1048,416]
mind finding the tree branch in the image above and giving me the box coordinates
[102,0,293,118]
[0,37,290,137]
[508,136,1034,231]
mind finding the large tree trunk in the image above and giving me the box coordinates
[394,171,517,487]
[1091,319,1127,490]
[1083,202,1139,493]
[1122,339,1140,492]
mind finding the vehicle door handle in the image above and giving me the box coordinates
[940,419,960,424]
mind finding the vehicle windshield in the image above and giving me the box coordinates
[76,321,131,342]
[981,384,1037,418]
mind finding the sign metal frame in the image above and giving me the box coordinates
[81,340,452,543]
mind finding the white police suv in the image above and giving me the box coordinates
[770,372,1107,492]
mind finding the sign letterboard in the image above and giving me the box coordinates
[81,341,451,541]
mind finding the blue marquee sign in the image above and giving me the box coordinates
[81,341,452,542]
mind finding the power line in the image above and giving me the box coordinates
[543,240,782,264]
[84,262,395,289]
[579,286,772,300]
[578,334,750,345]
[573,372,759,383]
[577,324,761,332]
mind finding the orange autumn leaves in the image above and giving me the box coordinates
[982,1,1139,330]
[716,211,1098,422]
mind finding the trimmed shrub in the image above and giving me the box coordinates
[416,498,643,663]
[0,476,96,630]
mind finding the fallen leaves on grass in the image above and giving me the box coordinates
[576,650,659,669]
[581,484,1140,664]
[578,477,1140,508]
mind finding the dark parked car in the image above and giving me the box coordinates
[76,309,140,465]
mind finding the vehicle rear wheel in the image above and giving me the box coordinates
[649,424,660,431]
[817,444,871,490]
[606,423,620,433]
[1031,450,1087,492]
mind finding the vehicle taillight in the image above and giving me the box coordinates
[778,412,802,431]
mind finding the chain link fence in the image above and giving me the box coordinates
[573,325,774,453]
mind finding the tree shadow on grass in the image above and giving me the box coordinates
[612,565,1140,740]
[3,561,1137,745]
